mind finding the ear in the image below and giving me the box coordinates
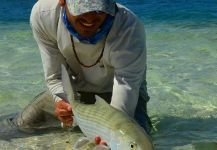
[59,0,66,6]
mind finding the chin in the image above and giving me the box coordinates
[79,31,96,37]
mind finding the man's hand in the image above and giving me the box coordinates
[74,136,110,150]
[55,100,73,127]
[93,136,110,150]
[95,136,108,146]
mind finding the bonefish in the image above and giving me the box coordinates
[61,65,154,150]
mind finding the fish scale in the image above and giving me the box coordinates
[73,99,119,141]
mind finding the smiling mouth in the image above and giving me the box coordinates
[80,21,95,27]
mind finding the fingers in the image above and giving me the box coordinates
[55,100,72,111]
[100,141,108,146]
[95,136,101,144]
[55,100,73,127]
[55,100,73,115]
[95,136,108,146]
[67,105,72,111]
[58,114,73,127]
[58,115,73,125]
[55,108,72,116]
[61,121,72,128]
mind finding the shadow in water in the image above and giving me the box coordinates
[0,113,65,141]
[151,115,217,150]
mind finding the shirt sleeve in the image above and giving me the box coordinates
[30,3,66,102]
[110,17,147,117]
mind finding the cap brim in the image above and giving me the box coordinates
[66,0,116,16]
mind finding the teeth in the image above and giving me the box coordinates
[81,22,94,27]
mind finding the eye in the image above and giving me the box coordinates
[130,142,137,150]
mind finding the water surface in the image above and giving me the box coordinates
[0,0,217,149]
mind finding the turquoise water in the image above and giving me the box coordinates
[147,23,217,149]
[0,22,46,113]
[0,0,217,149]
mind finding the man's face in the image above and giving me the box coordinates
[66,5,108,37]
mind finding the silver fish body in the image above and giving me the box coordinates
[61,65,154,150]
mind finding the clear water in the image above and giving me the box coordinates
[0,0,217,149]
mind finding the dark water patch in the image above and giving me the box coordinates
[0,0,36,22]
[1,0,217,25]
[117,0,217,25]
[193,142,217,150]
[0,113,65,141]
[152,116,217,150]
[0,114,33,141]
[1,0,216,24]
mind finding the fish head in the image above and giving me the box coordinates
[115,136,146,150]
[116,140,139,150]
[110,128,153,150]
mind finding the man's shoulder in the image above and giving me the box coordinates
[116,3,140,22]
[108,3,144,40]
[113,3,143,30]
[31,0,60,18]
[30,0,61,40]
[116,4,135,16]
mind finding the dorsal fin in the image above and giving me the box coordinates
[94,95,110,107]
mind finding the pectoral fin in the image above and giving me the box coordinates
[74,137,104,150]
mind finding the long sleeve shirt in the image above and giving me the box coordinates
[30,0,147,117]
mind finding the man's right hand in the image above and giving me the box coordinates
[55,100,73,127]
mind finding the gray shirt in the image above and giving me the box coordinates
[30,0,147,117]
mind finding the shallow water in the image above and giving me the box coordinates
[0,0,217,149]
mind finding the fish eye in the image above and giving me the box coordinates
[130,142,137,150]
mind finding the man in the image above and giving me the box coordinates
[29,0,152,134]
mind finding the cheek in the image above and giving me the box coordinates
[70,20,84,31]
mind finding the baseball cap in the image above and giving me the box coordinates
[66,0,116,16]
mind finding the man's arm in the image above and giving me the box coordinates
[30,2,73,127]
[110,16,147,117]
[30,3,66,102]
